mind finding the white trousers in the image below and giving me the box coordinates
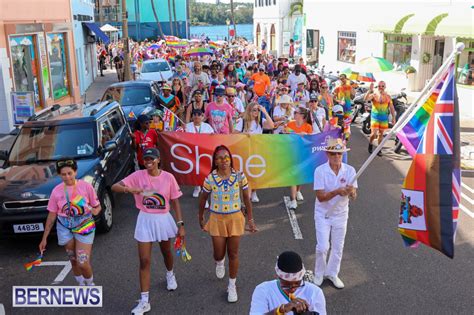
[314,214,348,278]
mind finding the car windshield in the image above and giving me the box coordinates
[102,86,152,106]
[8,124,96,164]
[141,62,170,73]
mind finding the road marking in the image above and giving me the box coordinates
[461,182,474,194]
[283,196,303,240]
[38,261,72,284]
[0,135,11,143]
[461,192,474,205]
[460,204,474,218]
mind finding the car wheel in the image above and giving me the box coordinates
[362,120,371,135]
[96,190,113,233]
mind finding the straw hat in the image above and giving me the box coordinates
[324,138,350,153]
[276,94,293,105]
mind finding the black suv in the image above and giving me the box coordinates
[101,80,162,122]
[0,101,135,236]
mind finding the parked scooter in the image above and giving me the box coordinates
[351,82,370,123]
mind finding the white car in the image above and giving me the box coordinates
[138,59,173,82]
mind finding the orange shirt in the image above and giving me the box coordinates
[286,121,313,134]
[251,73,270,96]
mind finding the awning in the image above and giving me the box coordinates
[83,22,110,44]
[100,23,119,32]
[368,13,415,34]
[403,11,449,35]
[433,9,474,38]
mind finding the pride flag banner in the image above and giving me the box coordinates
[157,130,340,189]
[398,63,460,258]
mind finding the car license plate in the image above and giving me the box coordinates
[13,223,44,233]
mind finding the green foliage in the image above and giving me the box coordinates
[189,0,253,25]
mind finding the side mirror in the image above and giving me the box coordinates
[104,140,117,152]
[0,150,8,160]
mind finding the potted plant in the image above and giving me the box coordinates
[404,66,417,91]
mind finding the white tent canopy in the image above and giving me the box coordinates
[100,24,119,32]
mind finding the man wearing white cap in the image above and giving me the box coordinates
[313,138,357,289]
[250,251,326,315]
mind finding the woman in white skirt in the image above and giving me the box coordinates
[112,148,185,315]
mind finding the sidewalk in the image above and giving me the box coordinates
[461,118,474,170]
[81,68,120,103]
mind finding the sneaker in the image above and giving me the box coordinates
[192,186,201,198]
[251,191,260,203]
[368,143,373,153]
[326,276,345,289]
[205,200,210,208]
[216,262,225,279]
[227,285,238,303]
[313,275,324,286]
[289,199,298,210]
[131,300,151,314]
[166,272,178,291]
[377,150,383,157]
[296,191,304,201]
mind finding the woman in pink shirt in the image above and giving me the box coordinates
[205,85,234,134]
[111,148,185,315]
[39,158,101,286]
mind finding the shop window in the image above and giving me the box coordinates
[457,39,474,86]
[47,33,69,100]
[337,31,356,64]
[9,35,41,108]
[384,34,412,71]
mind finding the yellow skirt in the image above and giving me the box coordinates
[204,211,245,237]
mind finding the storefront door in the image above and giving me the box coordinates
[9,35,42,108]
[432,39,445,74]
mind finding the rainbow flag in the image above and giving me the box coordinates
[167,41,188,48]
[24,255,42,271]
[397,63,460,258]
[209,41,219,50]
[162,107,178,131]
[396,80,444,156]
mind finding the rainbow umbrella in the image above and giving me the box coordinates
[184,47,214,57]
[147,44,161,50]
[342,67,376,82]
[358,56,394,72]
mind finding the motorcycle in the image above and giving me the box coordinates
[351,82,369,123]
[361,89,408,136]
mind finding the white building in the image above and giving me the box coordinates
[253,0,304,57]
[303,0,473,117]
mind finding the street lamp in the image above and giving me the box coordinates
[226,18,230,41]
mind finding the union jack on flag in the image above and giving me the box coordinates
[397,62,460,258]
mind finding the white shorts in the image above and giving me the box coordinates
[134,211,178,243]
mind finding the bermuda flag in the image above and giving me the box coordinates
[397,62,460,258]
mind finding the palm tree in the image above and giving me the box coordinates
[172,0,179,37]
[230,0,237,39]
[151,0,165,38]
[167,0,174,36]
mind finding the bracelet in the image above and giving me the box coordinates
[248,218,254,222]
[176,220,184,227]
[275,304,285,315]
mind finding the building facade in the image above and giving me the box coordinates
[303,0,473,117]
[72,0,99,96]
[253,0,303,57]
[0,0,81,133]
[95,0,189,41]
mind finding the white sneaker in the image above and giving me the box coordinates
[326,275,345,289]
[296,191,304,201]
[289,199,298,210]
[192,186,201,198]
[227,285,238,303]
[216,263,225,279]
[251,191,260,203]
[313,275,324,286]
[131,300,151,314]
[166,272,178,291]
[205,200,210,208]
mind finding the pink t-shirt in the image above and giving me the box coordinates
[204,102,234,134]
[122,170,183,214]
[47,180,99,217]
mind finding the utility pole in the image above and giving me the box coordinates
[122,0,131,81]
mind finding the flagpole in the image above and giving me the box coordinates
[349,42,465,185]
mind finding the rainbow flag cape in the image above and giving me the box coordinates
[396,80,444,157]
[24,255,42,271]
[397,63,460,258]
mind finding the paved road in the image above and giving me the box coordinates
[0,125,473,314]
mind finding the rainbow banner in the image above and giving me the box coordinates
[157,130,340,189]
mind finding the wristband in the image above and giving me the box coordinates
[176,221,184,227]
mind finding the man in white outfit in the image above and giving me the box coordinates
[313,138,357,289]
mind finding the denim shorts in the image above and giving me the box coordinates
[56,215,95,246]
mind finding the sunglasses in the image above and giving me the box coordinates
[321,86,328,89]
[251,109,260,112]
[328,152,343,156]
[279,280,305,291]
[57,160,75,168]
[215,156,231,162]
[378,85,385,88]
[226,95,236,98]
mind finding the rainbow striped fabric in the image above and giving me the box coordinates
[209,41,219,50]
[24,255,42,271]
[398,63,459,258]
[397,80,443,156]
[162,107,178,131]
